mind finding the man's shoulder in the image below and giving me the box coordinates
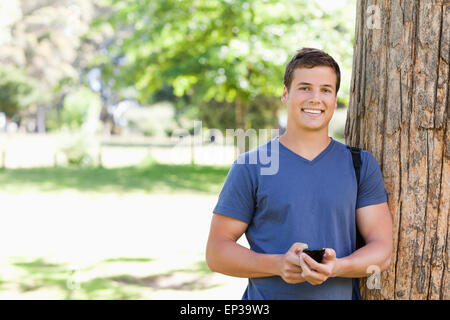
[338,142,383,183]
[334,139,376,162]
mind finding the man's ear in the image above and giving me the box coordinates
[281,86,288,103]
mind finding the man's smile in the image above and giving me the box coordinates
[301,107,325,117]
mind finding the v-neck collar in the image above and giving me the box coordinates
[276,136,335,165]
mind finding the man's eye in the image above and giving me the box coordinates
[299,87,309,91]
[322,89,331,93]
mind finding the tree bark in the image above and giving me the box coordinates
[345,0,449,300]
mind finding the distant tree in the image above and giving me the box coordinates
[0,0,108,127]
[0,66,42,119]
[92,0,355,131]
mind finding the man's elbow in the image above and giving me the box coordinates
[205,253,216,273]
[205,242,219,273]
[380,245,393,272]
[367,239,392,272]
[367,237,392,272]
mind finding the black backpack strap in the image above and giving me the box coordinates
[347,146,362,185]
[347,146,365,249]
[347,145,363,300]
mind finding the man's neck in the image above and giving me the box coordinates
[279,128,331,161]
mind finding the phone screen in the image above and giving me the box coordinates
[303,248,325,263]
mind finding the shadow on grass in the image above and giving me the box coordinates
[5,257,217,299]
[12,258,72,295]
[0,163,230,195]
[108,260,218,291]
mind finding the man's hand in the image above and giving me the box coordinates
[298,248,337,285]
[277,242,308,284]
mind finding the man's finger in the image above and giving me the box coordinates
[298,252,310,275]
[289,242,308,255]
[284,271,304,284]
[302,253,329,275]
[323,248,336,260]
[286,252,303,269]
[302,252,323,270]
[300,253,326,281]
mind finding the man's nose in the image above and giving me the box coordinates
[308,88,321,104]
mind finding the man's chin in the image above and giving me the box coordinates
[295,121,330,133]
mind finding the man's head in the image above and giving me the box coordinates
[281,48,341,133]
[283,48,340,94]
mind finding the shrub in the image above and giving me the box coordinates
[58,131,100,167]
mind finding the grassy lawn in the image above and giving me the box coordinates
[0,162,230,195]
[1,256,218,300]
[0,162,248,300]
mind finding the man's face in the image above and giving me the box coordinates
[281,66,338,133]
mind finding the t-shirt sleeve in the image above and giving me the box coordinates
[356,151,389,209]
[212,160,256,224]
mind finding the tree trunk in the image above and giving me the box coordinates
[345,0,449,300]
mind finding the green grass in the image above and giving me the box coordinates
[0,163,230,195]
[0,161,228,299]
[3,256,216,299]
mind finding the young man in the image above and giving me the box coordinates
[206,48,393,300]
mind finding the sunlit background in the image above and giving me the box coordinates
[0,0,356,299]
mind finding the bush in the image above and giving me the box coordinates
[0,66,44,118]
[123,102,176,137]
[47,86,101,132]
[58,132,100,167]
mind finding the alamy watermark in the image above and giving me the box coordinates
[366,265,382,290]
[170,120,280,175]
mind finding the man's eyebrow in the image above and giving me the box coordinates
[295,82,334,89]
[296,82,312,86]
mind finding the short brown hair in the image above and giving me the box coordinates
[283,48,341,94]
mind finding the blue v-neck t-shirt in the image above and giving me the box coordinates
[212,137,388,300]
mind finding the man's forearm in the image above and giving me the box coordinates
[332,240,392,278]
[206,238,280,279]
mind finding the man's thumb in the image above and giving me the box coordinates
[324,248,336,260]
[290,242,308,255]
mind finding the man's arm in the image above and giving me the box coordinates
[206,213,307,283]
[331,202,393,278]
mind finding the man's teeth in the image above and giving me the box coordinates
[303,109,322,114]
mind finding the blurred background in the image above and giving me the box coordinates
[0,0,355,299]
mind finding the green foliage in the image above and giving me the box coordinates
[197,95,280,133]
[47,86,102,131]
[0,66,44,118]
[124,103,177,137]
[58,132,100,167]
[91,0,355,130]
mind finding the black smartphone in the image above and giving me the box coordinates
[303,248,325,263]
